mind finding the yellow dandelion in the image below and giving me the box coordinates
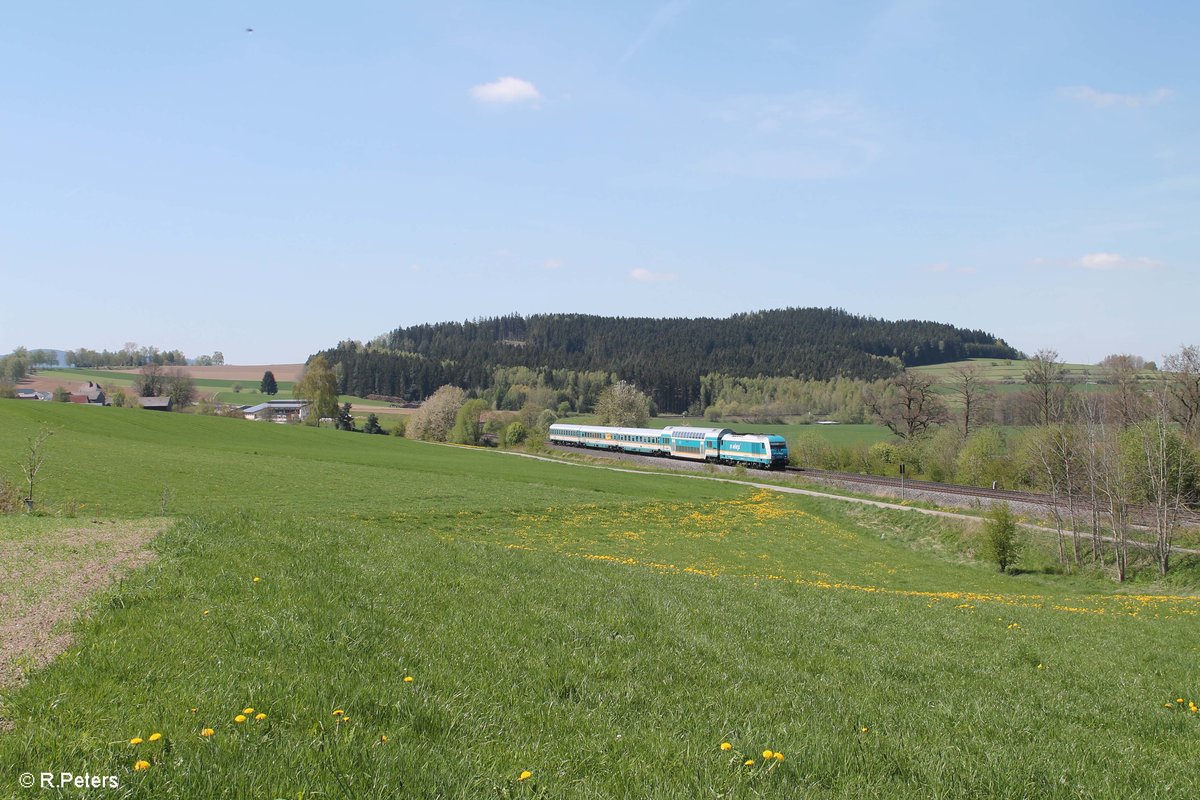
[774,752,784,762]
[332,709,344,717]
[860,727,870,733]
[234,714,247,723]
[1179,698,1186,703]
[720,742,732,751]
[202,727,215,737]
[744,759,755,767]
[403,676,413,683]
[202,610,209,616]
[148,733,162,742]
[518,770,532,782]
[380,734,388,743]
[252,576,260,583]
[255,713,267,721]
[1165,703,1174,708]
[1036,664,1045,670]
[1191,703,1198,713]
[243,707,254,714]
[129,737,143,745]
[762,750,773,760]
[133,760,150,771]
[189,707,198,713]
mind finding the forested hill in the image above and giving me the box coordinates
[315,308,1019,413]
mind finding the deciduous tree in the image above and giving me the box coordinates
[594,381,651,427]
[863,370,948,440]
[293,356,339,424]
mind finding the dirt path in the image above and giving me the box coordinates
[0,518,166,715]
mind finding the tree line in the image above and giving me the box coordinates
[314,308,1019,413]
[823,348,1200,581]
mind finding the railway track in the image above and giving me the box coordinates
[546,445,1200,526]
[788,467,1200,527]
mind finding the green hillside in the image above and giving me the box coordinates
[0,400,1197,798]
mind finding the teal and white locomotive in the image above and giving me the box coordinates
[547,423,789,470]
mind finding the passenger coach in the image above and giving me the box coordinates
[548,423,789,470]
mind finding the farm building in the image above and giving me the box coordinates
[15,389,52,401]
[69,381,106,405]
[137,396,173,411]
[243,399,310,423]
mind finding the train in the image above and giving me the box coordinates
[548,423,790,470]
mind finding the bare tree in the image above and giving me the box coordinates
[139,361,165,396]
[1077,394,1108,568]
[947,363,993,438]
[1163,345,1200,440]
[1099,353,1149,427]
[20,427,53,510]
[864,370,949,440]
[1022,349,1070,426]
[1129,389,1199,575]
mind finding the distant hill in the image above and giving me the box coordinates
[315,308,1019,413]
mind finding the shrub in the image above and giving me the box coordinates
[981,503,1022,573]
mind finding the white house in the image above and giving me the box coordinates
[243,399,311,423]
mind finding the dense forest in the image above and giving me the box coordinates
[315,308,1019,413]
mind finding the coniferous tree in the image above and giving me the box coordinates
[260,370,278,396]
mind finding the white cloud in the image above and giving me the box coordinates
[1076,252,1159,270]
[469,76,542,105]
[1060,86,1174,109]
[630,267,676,283]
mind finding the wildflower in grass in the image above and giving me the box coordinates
[243,707,254,714]
[744,760,755,767]
[762,750,773,760]
[255,713,267,721]
[133,760,150,772]
[148,733,162,742]
[1037,664,1045,670]
[1165,703,1174,708]
[720,742,732,751]
[1191,702,1198,713]
[202,610,209,616]
[129,737,143,745]
[332,709,344,717]
[860,727,870,733]
[379,734,388,743]
[189,707,198,713]
[202,728,215,737]
[235,715,247,723]
[1178,698,1185,704]
[404,676,413,683]
[518,771,532,782]
[253,576,260,583]
[773,752,784,762]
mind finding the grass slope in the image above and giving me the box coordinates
[0,401,1197,798]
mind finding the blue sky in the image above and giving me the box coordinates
[2,1,1196,365]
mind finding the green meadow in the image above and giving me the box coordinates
[0,401,1198,798]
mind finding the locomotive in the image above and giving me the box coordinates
[547,423,789,470]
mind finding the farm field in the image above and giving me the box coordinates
[1,400,1198,798]
[27,367,401,413]
[911,358,1161,398]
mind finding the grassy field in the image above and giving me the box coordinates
[1,400,1198,798]
[912,358,1162,398]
